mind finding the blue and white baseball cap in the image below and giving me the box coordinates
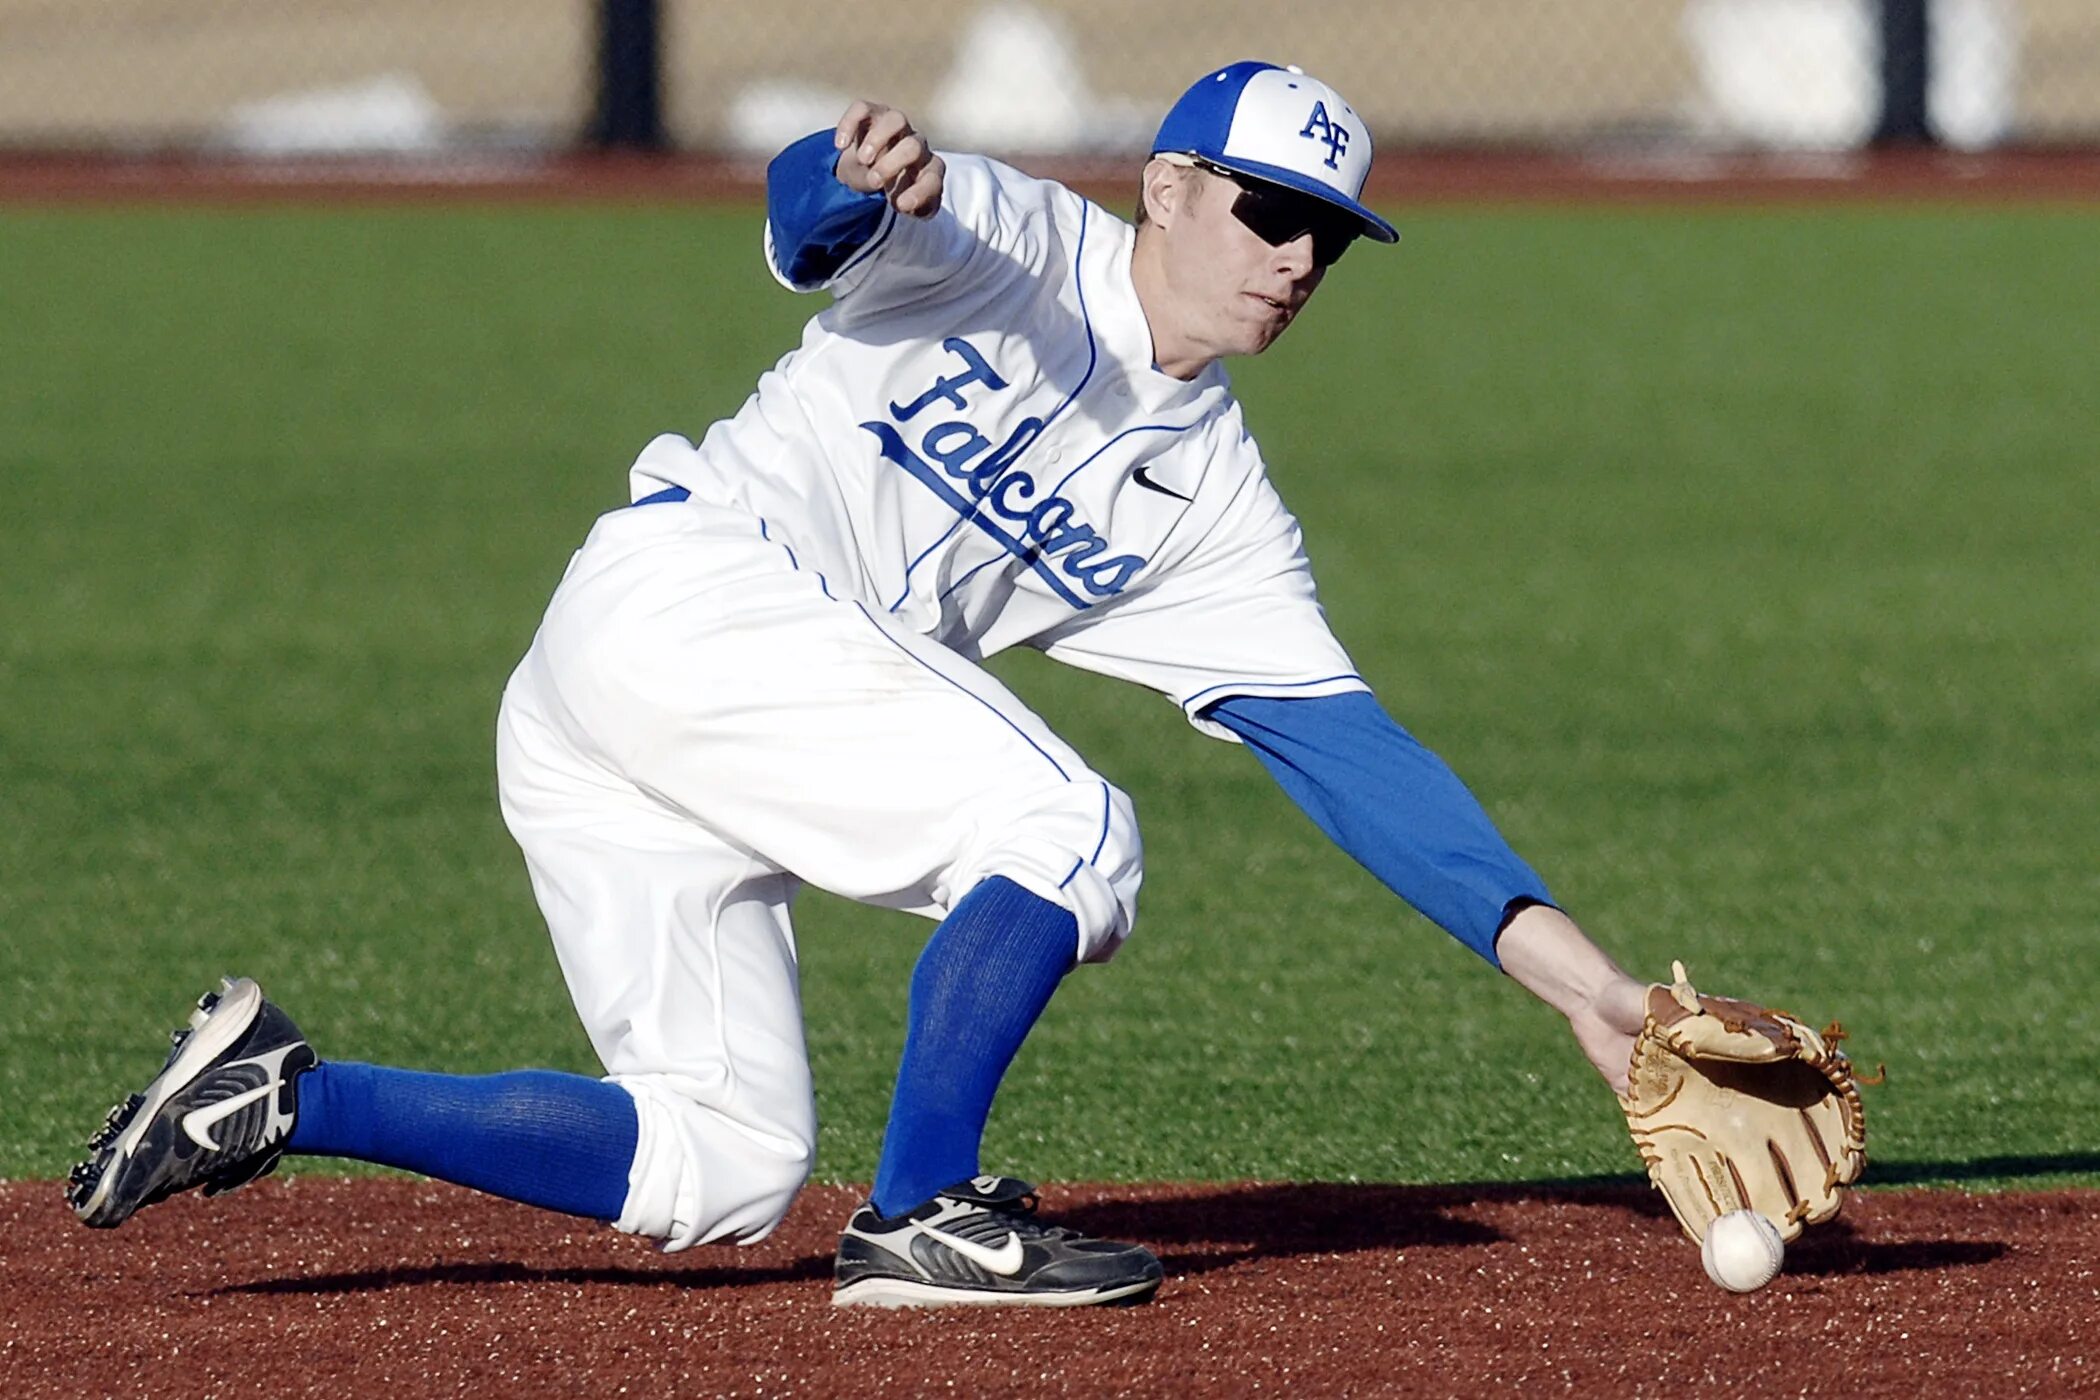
[1152,61,1398,244]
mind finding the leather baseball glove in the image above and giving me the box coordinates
[1619,961,1867,1243]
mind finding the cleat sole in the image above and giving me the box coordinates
[831,1275,1162,1309]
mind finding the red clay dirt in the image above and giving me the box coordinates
[2,1178,2092,1397]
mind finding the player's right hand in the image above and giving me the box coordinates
[834,101,945,218]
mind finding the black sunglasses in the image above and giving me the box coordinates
[1195,159,1361,268]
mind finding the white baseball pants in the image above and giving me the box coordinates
[494,498,1141,1249]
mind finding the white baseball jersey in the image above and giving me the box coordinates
[628,152,1368,738]
[497,152,1374,1251]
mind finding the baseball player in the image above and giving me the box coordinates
[68,61,1655,1308]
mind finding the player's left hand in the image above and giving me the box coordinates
[833,100,945,218]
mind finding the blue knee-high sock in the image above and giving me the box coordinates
[287,1065,639,1222]
[870,875,1079,1217]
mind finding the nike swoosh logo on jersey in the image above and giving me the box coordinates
[914,1221,1027,1276]
[1131,465,1193,502]
[180,1043,304,1151]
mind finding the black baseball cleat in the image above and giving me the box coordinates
[67,977,316,1228]
[833,1175,1163,1308]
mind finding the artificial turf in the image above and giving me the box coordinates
[2,202,2093,1188]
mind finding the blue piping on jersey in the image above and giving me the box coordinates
[1088,782,1111,864]
[850,602,1071,781]
[759,518,801,572]
[633,493,836,595]
[1056,783,1114,889]
[1180,673,1366,713]
[1041,423,1196,503]
[933,419,1199,604]
[889,200,1101,614]
[757,514,839,602]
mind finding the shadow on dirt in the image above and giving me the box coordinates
[211,1183,1534,1295]
[1784,1219,2008,1276]
[1069,1182,1494,1245]
[201,1177,2021,1297]
[213,1254,836,1297]
[1060,1182,1532,1279]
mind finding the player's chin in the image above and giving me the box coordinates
[1233,296,1297,354]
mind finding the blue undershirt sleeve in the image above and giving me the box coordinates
[1205,691,1553,967]
[765,128,888,287]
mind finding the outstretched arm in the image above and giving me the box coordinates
[1206,691,1549,961]
[1207,691,1644,1090]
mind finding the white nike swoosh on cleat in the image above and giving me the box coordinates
[178,1042,305,1151]
[914,1221,1026,1276]
[182,1084,278,1151]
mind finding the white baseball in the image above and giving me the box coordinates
[1701,1210,1785,1292]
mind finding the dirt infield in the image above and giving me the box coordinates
[1,148,2097,208]
[2,1178,2092,1397]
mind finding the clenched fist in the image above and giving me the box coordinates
[834,101,945,218]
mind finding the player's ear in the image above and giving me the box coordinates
[1139,158,1189,230]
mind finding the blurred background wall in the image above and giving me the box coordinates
[0,0,2092,157]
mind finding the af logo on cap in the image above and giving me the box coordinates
[1299,101,1349,170]
[1150,60,1399,243]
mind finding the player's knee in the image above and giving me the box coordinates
[955,779,1143,964]
[609,1073,815,1251]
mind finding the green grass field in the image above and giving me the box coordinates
[3,201,2094,1192]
